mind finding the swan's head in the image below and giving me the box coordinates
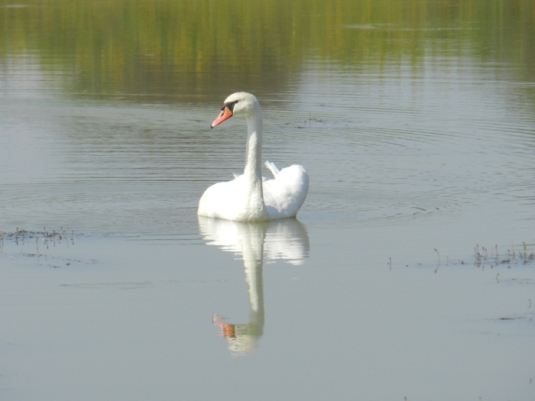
[211,92,259,128]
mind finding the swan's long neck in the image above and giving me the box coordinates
[243,106,266,216]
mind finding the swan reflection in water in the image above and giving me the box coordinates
[198,217,310,355]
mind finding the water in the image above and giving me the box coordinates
[1,1,534,400]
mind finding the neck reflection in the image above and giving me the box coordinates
[198,217,309,355]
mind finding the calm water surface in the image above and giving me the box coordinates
[1,1,534,400]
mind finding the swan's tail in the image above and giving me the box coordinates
[265,161,280,178]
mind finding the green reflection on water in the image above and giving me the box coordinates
[1,0,534,103]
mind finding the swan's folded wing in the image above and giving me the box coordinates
[263,164,309,218]
[198,177,243,219]
[264,161,279,178]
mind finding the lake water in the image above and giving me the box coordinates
[1,1,534,400]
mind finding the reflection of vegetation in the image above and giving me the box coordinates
[0,0,533,102]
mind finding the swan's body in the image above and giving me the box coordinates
[198,92,308,222]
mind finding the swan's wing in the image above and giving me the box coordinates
[264,161,279,178]
[263,164,309,218]
[198,176,245,219]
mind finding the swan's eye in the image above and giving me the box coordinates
[224,100,239,112]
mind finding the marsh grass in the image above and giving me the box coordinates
[0,227,78,268]
[0,227,74,247]
[474,242,535,269]
[398,242,535,272]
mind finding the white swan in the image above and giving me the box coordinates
[198,92,309,222]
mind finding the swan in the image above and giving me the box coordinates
[198,92,309,222]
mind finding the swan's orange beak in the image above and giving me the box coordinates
[211,106,233,128]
